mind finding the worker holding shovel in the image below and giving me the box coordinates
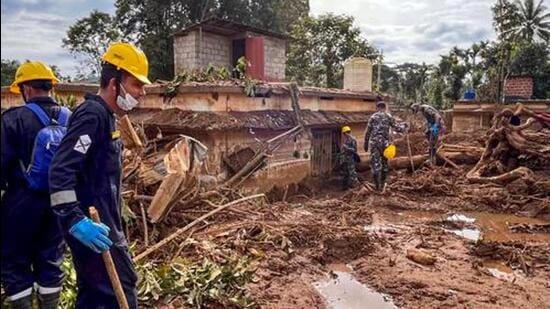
[364,101,409,192]
[49,42,151,308]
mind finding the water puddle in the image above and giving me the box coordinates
[483,260,517,282]
[447,228,481,241]
[446,214,476,223]
[313,271,397,309]
[381,209,549,243]
[472,212,550,243]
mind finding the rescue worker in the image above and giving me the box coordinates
[341,126,359,190]
[410,103,446,165]
[48,42,151,308]
[364,101,408,192]
[1,61,65,309]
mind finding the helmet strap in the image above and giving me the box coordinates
[115,69,122,98]
[20,85,28,103]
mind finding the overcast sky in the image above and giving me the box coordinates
[1,0,497,77]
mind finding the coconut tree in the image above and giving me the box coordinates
[503,0,550,43]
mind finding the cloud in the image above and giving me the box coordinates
[1,0,498,77]
[310,0,496,65]
[1,0,115,77]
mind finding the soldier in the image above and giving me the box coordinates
[364,101,408,192]
[341,126,359,190]
[410,103,446,164]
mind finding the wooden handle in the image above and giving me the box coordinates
[89,207,130,309]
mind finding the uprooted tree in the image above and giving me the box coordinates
[467,103,550,184]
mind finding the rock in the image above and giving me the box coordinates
[406,249,437,265]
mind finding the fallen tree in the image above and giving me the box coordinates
[466,103,550,185]
[356,144,483,172]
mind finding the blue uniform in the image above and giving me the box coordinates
[1,97,65,299]
[49,93,137,308]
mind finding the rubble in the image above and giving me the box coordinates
[107,108,550,308]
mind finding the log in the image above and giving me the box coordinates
[437,151,459,169]
[118,115,143,151]
[466,166,534,185]
[147,173,186,222]
[133,193,265,262]
[356,151,481,172]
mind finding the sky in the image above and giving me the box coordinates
[1,0,497,77]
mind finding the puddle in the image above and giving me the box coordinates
[472,212,550,243]
[447,214,476,223]
[483,260,517,282]
[313,271,397,309]
[382,210,550,243]
[447,228,481,242]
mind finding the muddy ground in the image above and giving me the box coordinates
[139,132,549,309]
[146,172,548,308]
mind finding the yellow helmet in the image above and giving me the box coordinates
[101,42,151,85]
[10,61,60,94]
[342,126,352,133]
[383,144,397,159]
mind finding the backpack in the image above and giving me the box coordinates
[20,103,72,191]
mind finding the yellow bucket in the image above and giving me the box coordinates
[383,144,396,159]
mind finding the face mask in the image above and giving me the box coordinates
[116,84,140,111]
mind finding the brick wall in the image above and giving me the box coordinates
[264,36,286,81]
[505,76,533,99]
[173,31,231,74]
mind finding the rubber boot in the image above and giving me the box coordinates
[9,295,33,309]
[37,292,60,309]
[380,172,387,194]
[372,172,380,192]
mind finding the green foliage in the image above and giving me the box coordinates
[1,59,19,86]
[137,256,255,308]
[59,255,78,308]
[164,58,257,99]
[54,94,78,110]
[112,0,308,81]
[63,10,122,78]
[287,14,377,88]
[494,0,550,43]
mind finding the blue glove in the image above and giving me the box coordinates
[430,123,440,135]
[69,218,113,253]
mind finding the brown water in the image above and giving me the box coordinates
[378,210,550,243]
[313,271,397,309]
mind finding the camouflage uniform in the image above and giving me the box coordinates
[341,134,358,190]
[364,112,407,191]
[417,104,444,163]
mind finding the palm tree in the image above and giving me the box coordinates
[503,0,550,43]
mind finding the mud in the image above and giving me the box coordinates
[139,131,548,308]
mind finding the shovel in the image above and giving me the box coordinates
[89,207,129,309]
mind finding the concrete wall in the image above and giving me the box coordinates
[1,84,377,113]
[451,101,549,132]
[263,36,286,81]
[174,30,286,81]
[173,31,232,74]
[150,92,376,113]
[343,57,373,92]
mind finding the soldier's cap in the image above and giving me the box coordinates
[376,101,386,108]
